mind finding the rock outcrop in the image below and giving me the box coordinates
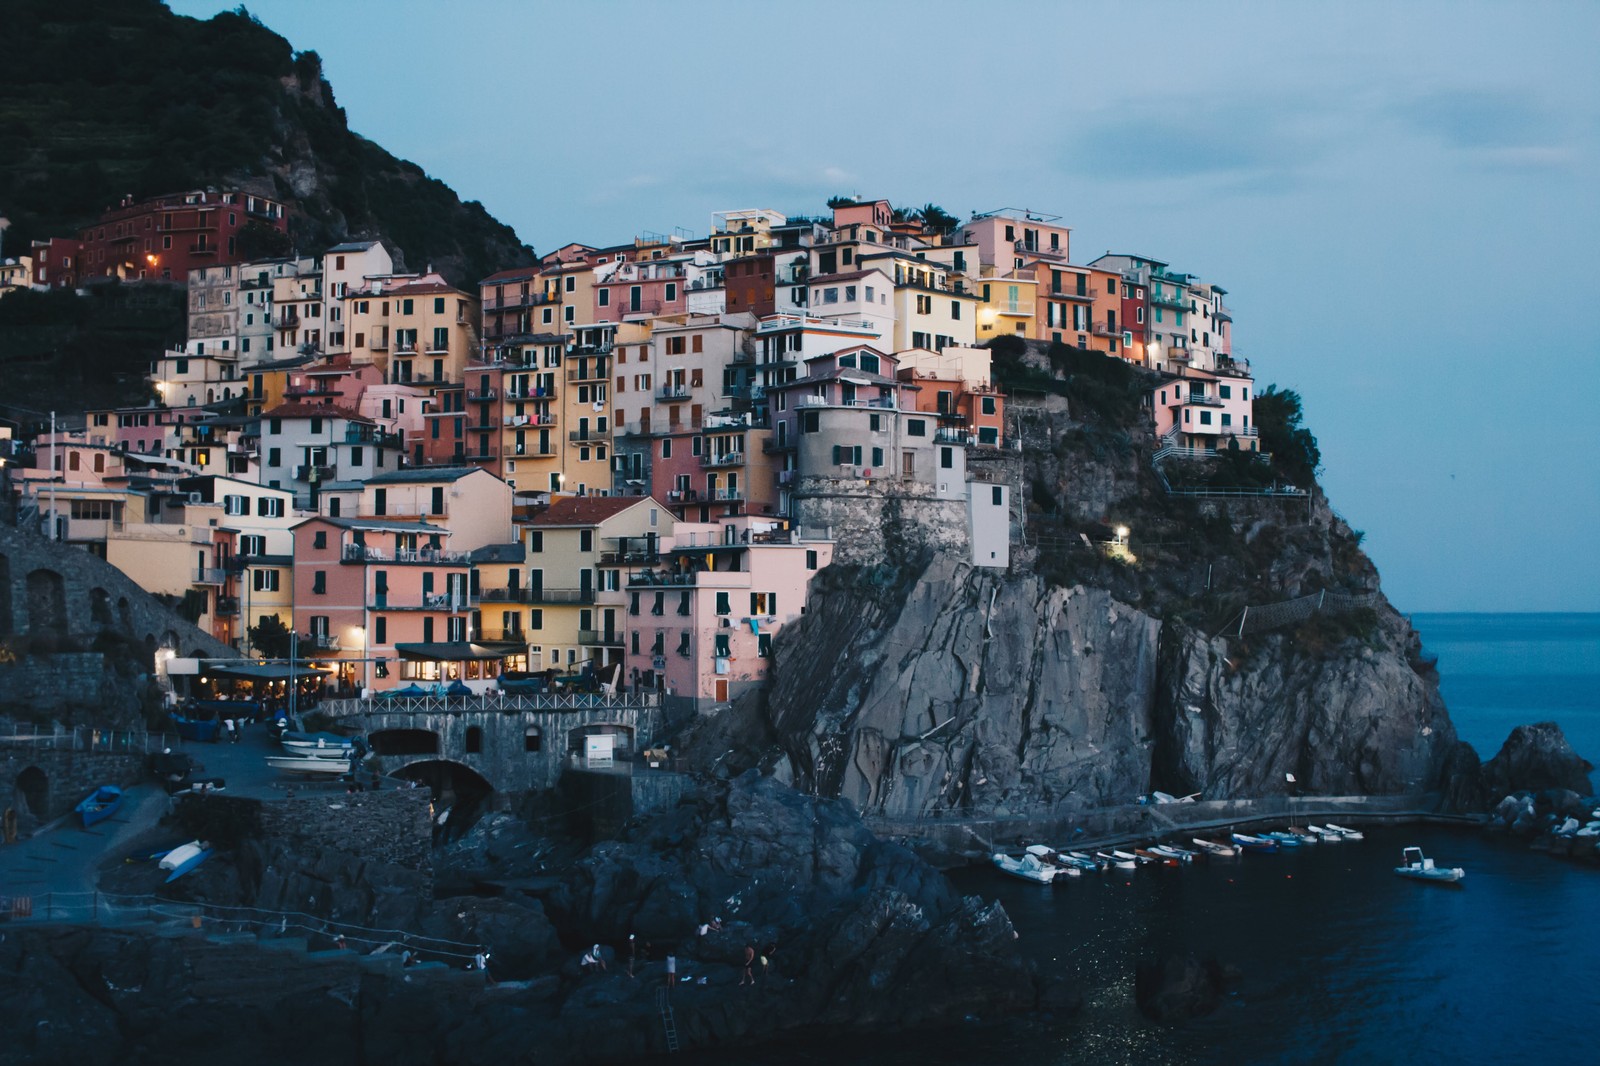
[1478,722,1595,799]
[763,555,1460,817]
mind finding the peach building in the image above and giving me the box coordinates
[1150,366,1258,452]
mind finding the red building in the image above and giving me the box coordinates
[724,253,776,316]
[34,189,288,287]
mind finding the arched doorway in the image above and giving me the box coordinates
[16,766,49,819]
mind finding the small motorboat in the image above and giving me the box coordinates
[1324,823,1365,841]
[1024,845,1084,876]
[1262,831,1305,848]
[75,785,123,828]
[1135,848,1179,867]
[1064,851,1106,871]
[992,852,1057,884]
[162,841,214,883]
[1284,827,1322,845]
[281,731,356,758]
[266,755,354,776]
[1232,833,1279,853]
[1112,849,1143,866]
[1149,844,1196,863]
[1394,846,1464,885]
[1192,837,1238,857]
[1307,825,1343,842]
[1098,850,1136,870]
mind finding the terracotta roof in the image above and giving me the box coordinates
[383,280,470,298]
[530,495,646,527]
[480,266,542,285]
[261,402,372,423]
[807,268,889,285]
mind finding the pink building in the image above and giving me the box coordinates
[623,520,832,712]
[292,515,485,693]
[1150,366,1257,452]
[958,209,1071,271]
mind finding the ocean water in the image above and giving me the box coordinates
[1414,612,1600,776]
[690,614,1599,1065]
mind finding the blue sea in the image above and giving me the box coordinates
[695,614,1600,1065]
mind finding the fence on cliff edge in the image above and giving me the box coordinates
[1215,587,1381,638]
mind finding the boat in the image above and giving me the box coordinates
[1324,823,1365,841]
[1307,825,1343,842]
[266,755,354,776]
[1394,846,1464,885]
[280,731,355,758]
[75,785,123,828]
[1284,827,1322,845]
[992,852,1057,884]
[1192,837,1238,857]
[1024,845,1085,876]
[1098,850,1136,870]
[1262,831,1306,848]
[162,842,214,882]
[1149,844,1197,863]
[1231,833,1279,852]
[1134,848,1179,867]
[1112,849,1143,866]
[1064,851,1108,871]
[170,712,221,743]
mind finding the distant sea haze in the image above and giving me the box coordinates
[1415,612,1600,784]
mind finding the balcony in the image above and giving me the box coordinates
[567,429,607,443]
[369,331,389,350]
[465,387,498,402]
[1181,393,1224,408]
[214,596,239,616]
[762,438,795,454]
[711,487,744,502]
[1013,239,1067,261]
[578,629,624,647]
[566,363,609,383]
[193,567,229,585]
[1052,287,1096,303]
[303,633,341,652]
[477,587,593,605]
[292,464,335,482]
[933,428,969,444]
[367,593,470,611]
[474,628,526,643]
[341,545,472,565]
[701,451,745,469]
[1150,290,1188,311]
[394,341,418,355]
[658,384,692,401]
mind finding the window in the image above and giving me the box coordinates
[312,571,326,594]
[940,447,954,470]
[1200,410,1213,425]
[716,591,731,615]
[598,289,610,307]
[529,609,543,630]
[951,300,961,320]
[524,727,542,752]
[431,486,445,514]
[375,616,386,644]
[992,486,1004,506]
[750,592,774,614]
[906,419,927,437]
[465,726,482,754]
[256,497,284,518]
[579,529,594,552]
[981,396,996,415]
[224,494,247,515]
[1219,385,1232,399]
[252,569,280,592]
[758,634,772,658]
[665,282,676,302]
[433,297,445,314]
[527,530,543,552]
[313,531,327,549]
[714,633,730,658]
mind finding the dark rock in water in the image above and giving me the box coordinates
[1135,952,1229,1023]
[1480,723,1594,799]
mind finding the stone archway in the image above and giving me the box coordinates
[25,569,67,637]
[15,766,49,819]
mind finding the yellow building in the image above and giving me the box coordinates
[864,252,980,352]
[522,495,673,675]
[975,273,1039,342]
[343,274,480,386]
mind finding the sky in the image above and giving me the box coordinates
[169,0,1600,612]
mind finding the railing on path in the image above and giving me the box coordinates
[0,720,172,754]
[0,890,486,966]
[1220,586,1381,637]
[319,691,662,719]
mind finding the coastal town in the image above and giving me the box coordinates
[0,191,1259,717]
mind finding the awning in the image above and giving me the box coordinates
[394,642,521,661]
[202,661,335,681]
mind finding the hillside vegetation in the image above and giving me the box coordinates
[0,0,533,287]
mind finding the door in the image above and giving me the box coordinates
[715,679,728,703]
[579,568,593,601]
[528,569,543,601]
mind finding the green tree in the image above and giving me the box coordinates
[1253,385,1322,486]
[249,613,293,659]
[915,203,961,235]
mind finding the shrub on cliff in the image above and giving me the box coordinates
[1254,386,1322,486]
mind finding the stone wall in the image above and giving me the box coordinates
[0,524,233,658]
[0,746,147,830]
[792,474,967,565]
[0,652,132,721]
[176,788,434,875]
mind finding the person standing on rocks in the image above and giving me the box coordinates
[740,944,755,986]
[627,934,637,978]
[665,953,676,991]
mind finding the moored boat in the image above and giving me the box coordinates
[1394,846,1464,885]
[1284,826,1321,845]
[1262,831,1305,848]
[1024,845,1085,876]
[1324,823,1365,841]
[281,731,356,758]
[266,755,354,776]
[1098,850,1136,870]
[1112,849,1143,866]
[1232,833,1279,852]
[163,842,213,882]
[992,852,1057,884]
[1150,844,1197,863]
[1307,825,1342,842]
[75,785,123,828]
[1192,837,1238,857]
[1064,851,1108,871]
[1135,847,1179,867]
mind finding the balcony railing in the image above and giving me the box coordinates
[344,427,403,449]
[658,384,692,400]
[465,388,497,402]
[701,451,745,468]
[1181,393,1224,407]
[473,628,526,643]
[214,596,239,616]
[341,545,472,565]
[578,629,624,647]
[509,443,558,457]
[193,567,229,585]
[1014,239,1066,261]
[476,587,594,605]
[566,364,609,383]
[302,633,341,651]
[366,593,470,611]
[567,429,607,443]
[711,487,744,502]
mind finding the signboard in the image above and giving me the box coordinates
[651,656,667,671]
[584,734,615,767]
